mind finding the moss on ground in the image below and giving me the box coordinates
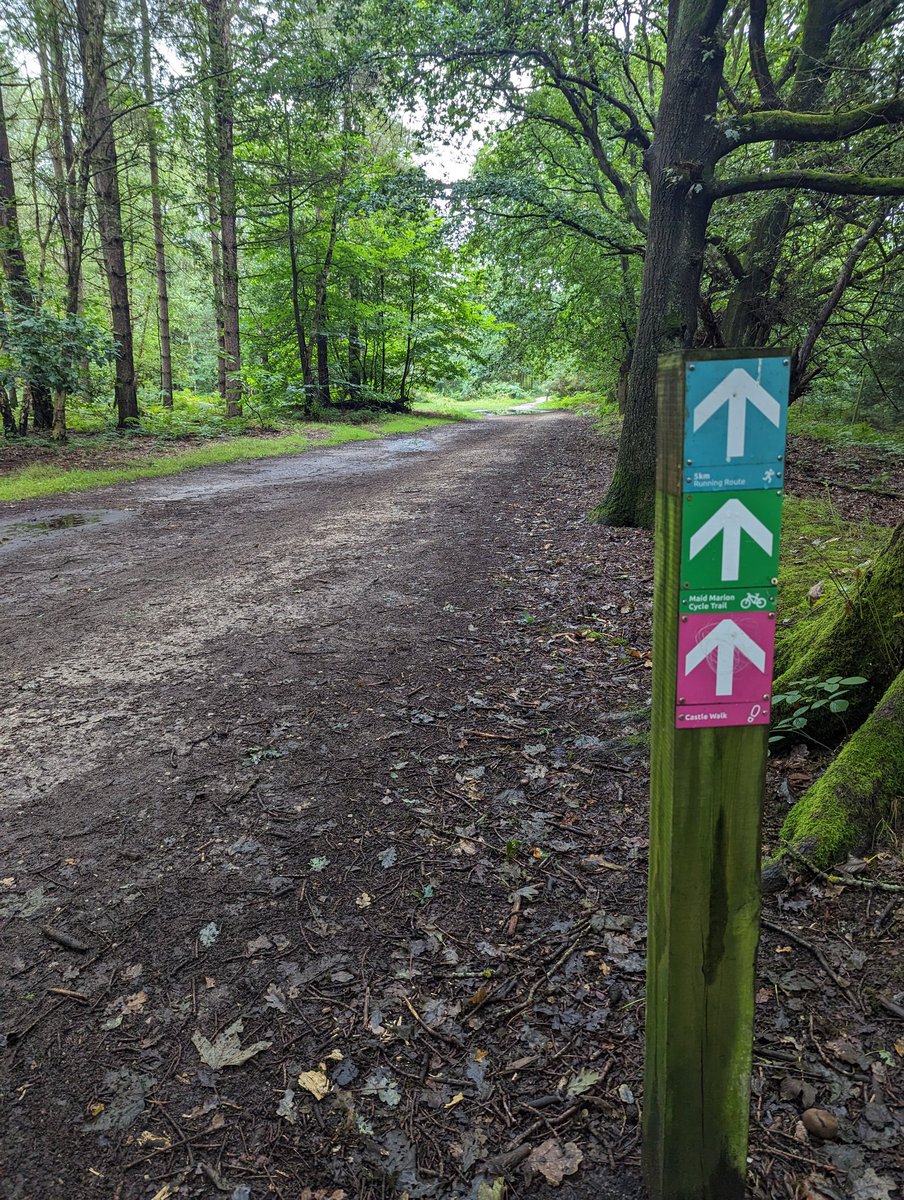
[777,497,891,645]
[774,520,904,741]
[779,667,904,867]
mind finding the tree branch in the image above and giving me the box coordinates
[748,0,779,106]
[715,170,904,198]
[718,97,904,155]
[793,210,886,390]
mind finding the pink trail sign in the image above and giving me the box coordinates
[675,611,776,729]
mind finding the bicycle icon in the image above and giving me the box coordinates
[740,591,767,610]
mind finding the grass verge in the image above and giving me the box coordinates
[0,415,448,504]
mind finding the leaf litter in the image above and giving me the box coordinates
[3,420,902,1199]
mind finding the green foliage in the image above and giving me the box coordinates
[779,669,904,867]
[770,676,868,747]
[0,302,114,396]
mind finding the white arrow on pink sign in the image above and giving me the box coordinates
[676,611,776,729]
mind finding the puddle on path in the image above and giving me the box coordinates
[143,428,450,502]
[384,437,436,453]
[0,510,127,549]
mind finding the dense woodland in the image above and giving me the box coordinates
[1,0,903,862]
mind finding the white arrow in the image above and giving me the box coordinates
[692,366,781,460]
[689,498,773,581]
[685,619,766,696]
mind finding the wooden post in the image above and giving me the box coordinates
[644,350,790,1200]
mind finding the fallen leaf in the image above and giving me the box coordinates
[444,1092,465,1109]
[802,1108,839,1140]
[378,847,397,868]
[310,856,329,872]
[276,1088,297,1124]
[355,892,373,908]
[476,1180,505,1200]
[264,983,287,1012]
[191,1020,272,1069]
[361,1069,401,1106]
[136,1131,171,1149]
[298,1065,330,1101]
[527,1138,583,1186]
[849,1169,896,1200]
[199,922,220,947]
[566,1067,603,1097]
[807,581,825,605]
[81,1068,156,1131]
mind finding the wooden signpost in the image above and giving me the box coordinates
[644,350,790,1200]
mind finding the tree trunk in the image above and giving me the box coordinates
[773,520,904,741]
[777,667,904,869]
[139,0,173,407]
[721,197,795,347]
[348,274,364,402]
[305,205,339,411]
[398,269,417,409]
[284,130,310,393]
[52,387,67,441]
[37,0,86,327]
[316,323,331,407]
[0,384,16,436]
[204,0,241,417]
[205,166,227,402]
[76,0,139,428]
[594,0,727,528]
[0,81,53,430]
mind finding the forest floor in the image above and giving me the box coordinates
[0,414,902,1200]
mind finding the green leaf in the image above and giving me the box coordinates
[839,676,867,686]
[829,698,849,713]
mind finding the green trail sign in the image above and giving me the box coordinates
[681,490,783,588]
[644,350,791,1200]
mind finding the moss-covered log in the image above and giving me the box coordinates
[774,521,904,742]
[778,667,904,868]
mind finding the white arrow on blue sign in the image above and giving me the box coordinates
[684,358,790,477]
[693,368,781,460]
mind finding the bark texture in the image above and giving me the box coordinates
[594,0,728,528]
[0,82,53,430]
[139,0,173,406]
[76,0,139,427]
[205,0,242,417]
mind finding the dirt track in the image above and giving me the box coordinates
[4,416,900,1200]
[1,416,653,1199]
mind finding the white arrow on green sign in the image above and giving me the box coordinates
[681,489,783,588]
[689,498,773,581]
